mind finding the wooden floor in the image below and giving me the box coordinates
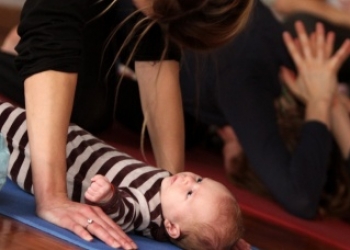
[0,210,339,250]
[0,215,78,250]
[0,4,346,250]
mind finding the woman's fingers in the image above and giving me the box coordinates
[281,20,349,107]
[284,22,333,63]
[62,212,94,242]
[283,22,320,67]
[38,200,137,249]
[315,22,326,60]
[283,20,349,72]
[330,39,350,70]
[325,31,335,58]
[280,66,306,102]
[309,32,317,56]
[280,67,297,90]
[283,31,303,68]
[217,126,238,143]
[294,21,313,59]
[82,208,137,249]
[92,206,137,249]
[83,219,123,249]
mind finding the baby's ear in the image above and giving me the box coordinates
[164,219,181,239]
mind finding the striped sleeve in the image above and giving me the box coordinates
[0,102,32,193]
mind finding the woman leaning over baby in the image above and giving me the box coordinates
[0,0,254,248]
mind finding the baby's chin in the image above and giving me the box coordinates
[160,175,172,194]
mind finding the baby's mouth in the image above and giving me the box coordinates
[171,175,178,185]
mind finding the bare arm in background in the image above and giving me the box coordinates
[331,94,350,159]
[1,26,19,55]
[272,0,350,28]
[281,21,350,157]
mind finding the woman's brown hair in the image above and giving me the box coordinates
[152,0,254,51]
[101,0,255,67]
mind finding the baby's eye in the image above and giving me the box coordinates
[197,178,203,183]
[187,190,193,196]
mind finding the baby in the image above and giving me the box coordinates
[85,172,243,250]
[1,101,242,250]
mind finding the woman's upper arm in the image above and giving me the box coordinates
[16,0,86,78]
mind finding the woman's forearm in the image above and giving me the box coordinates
[146,84,185,174]
[135,61,185,173]
[305,99,332,129]
[24,70,77,205]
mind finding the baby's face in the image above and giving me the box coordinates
[160,172,231,228]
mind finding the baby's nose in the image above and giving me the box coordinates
[183,175,194,185]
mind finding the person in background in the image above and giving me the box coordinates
[216,21,350,220]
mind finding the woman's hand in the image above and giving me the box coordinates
[281,21,350,127]
[37,197,137,249]
[217,126,244,176]
[281,21,350,105]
